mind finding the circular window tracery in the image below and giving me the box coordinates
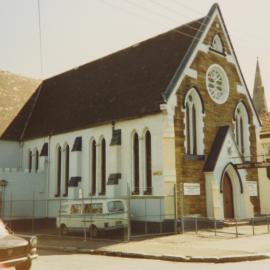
[206,64,229,104]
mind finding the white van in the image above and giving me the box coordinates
[56,199,128,237]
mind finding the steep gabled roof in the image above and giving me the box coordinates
[204,126,230,172]
[2,17,204,141]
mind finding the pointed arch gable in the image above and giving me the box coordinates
[220,163,243,194]
[163,4,261,129]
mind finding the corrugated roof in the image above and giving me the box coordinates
[2,18,204,141]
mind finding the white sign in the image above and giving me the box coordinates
[247,181,258,197]
[184,183,200,196]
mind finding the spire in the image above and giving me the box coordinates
[253,58,268,115]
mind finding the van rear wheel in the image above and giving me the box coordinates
[60,224,69,236]
[89,225,98,238]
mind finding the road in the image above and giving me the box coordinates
[22,250,270,270]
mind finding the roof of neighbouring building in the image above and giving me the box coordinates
[0,70,41,138]
[260,112,270,134]
[1,17,205,141]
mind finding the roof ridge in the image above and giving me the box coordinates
[43,17,204,82]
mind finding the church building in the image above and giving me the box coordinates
[0,4,263,222]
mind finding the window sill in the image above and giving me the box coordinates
[144,190,152,195]
[184,154,205,161]
[54,193,60,198]
[62,193,68,197]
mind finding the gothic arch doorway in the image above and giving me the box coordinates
[223,172,234,219]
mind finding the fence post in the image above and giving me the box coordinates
[32,192,35,234]
[81,190,87,242]
[126,183,131,242]
[159,198,162,234]
[235,218,238,238]
[267,216,270,233]
[214,218,217,237]
[195,216,198,234]
[173,185,177,234]
[181,216,185,234]
[10,192,13,231]
[58,196,62,238]
[144,199,148,235]
[252,218,255,236]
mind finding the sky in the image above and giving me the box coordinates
[0,0,269,105]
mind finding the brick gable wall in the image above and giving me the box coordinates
[174,17,260,217]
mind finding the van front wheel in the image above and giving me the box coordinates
[89,225,98,238]
[60,224,69,236]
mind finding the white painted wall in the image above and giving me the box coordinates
[15,113,174,218]
[0,141,21,169]
[0,111,178,220]
[0,170,46,219]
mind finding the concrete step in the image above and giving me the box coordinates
[223,219,249,227]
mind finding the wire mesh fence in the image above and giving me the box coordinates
[1,193,270,241]
[0,193,178,241]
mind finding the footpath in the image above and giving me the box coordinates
[37,231,270,263]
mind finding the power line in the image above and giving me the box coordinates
[147,0,206,33]
[125,0,203,34]
[37,0,43,79]
[101,0,203,42]
[172,0,266,42]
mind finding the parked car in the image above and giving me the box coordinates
[0,219,38,270]
[56,199,128,237]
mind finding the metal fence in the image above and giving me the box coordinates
[0,193,177,241]
[1,194,270,241]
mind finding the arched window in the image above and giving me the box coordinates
[145,131,152,195]
[64,145,70,196]
[56,146,61,197]
[35,149,39,172]
[192,105,197,154]
[234,102,250,158]
[184,88,204,155]
[91,140,96,195]
[28,150,32,172]
[211,34,224,54]
[100,139,106,195]
[186,104,191,154]
[133,133,140,195]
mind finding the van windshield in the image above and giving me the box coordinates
[70,204,82,214]
[84,203,103,214]
[107,201,124,213]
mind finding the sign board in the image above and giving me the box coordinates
[247,181,258,197]
[234,161,270,170]
[184,183,200,196]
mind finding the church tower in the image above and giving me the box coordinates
[253,59,268,115]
